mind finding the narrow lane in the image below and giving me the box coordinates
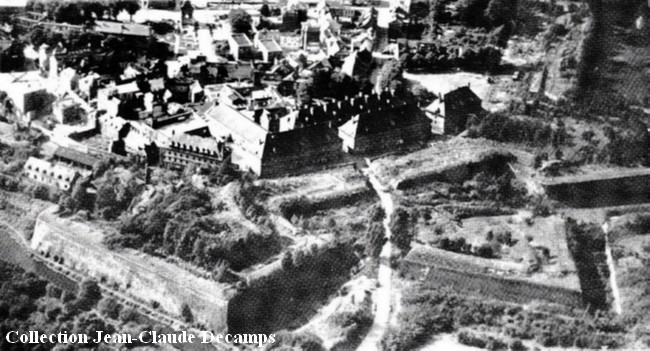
[357,162,395,350]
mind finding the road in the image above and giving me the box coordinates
[357,160,395,351]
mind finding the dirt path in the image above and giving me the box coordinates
[602,221,623,315]
[357,160,396,350]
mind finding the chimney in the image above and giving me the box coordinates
[350,98,356,106]
[310,107,314,116]
[364,94,369,103]
[337,101,342,109]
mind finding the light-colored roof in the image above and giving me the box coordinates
[24,157,78,181]
[258,39,282,53]
[116,81,140,95]
[230,33,253,47]
[204,103,268,156]
[94,21,150,37]
[171,133,222,156]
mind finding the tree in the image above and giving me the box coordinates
[76,278,102,311]
[98,297,121,320]
[311,68,331,98]
[485,0,517,27]
[431,0,447,23]
[260,3,271,17]
[54,3,84,25]
[457,0,490,27]
[69,177,95,213]
[29,27,47,47]
[390,207,414,253]
[365,222,386,258]
[296,80,312,106]
[375,60,403,94]
[181,302,194,323]
[120,0,141,22]
[229,9,252,34]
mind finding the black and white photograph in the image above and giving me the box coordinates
[0,0,648,349]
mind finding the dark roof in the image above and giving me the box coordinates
[54,147,100,168]
[445,86,481,105]
[340,101,430,137]
[265,124,339,157]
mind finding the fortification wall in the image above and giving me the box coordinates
[396,152,516,190]
[270,184,376,218]
[31,208,233,333]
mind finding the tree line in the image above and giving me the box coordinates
[26,0,142,25]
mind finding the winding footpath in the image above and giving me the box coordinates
[602,221,623,315]
[357,162,396,351]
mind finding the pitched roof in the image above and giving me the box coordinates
[265,124,338,157]
[230,33,253,47]
[444,86,481,104]
[258,39,282,53]
[54,146,99,168]
[94,21,150,37]
[170,133,222,157]
[116,81,141,95]
[340,102,429,137]
[204,104,268,156]
[24,157,78,180]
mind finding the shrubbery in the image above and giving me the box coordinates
[109,181,282,272]
[383,283,624,351]
[467,113,560,147]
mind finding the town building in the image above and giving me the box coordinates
[23,157,79,191]
[426,85,483,135]
[94,21,151,38]
[52,96,84,124]
[160,132,225,170]
[53,146,100,171]
[338,96,432,154]
[203,103,343,177]
[229,33,254,61]
[255,37,283,63]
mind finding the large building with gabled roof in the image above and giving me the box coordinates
[338,94,432,154]
[202,103,343,177]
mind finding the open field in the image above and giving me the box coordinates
[458,214,580,290]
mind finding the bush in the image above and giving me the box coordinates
[229,9,252,33]
[98,297,121,320]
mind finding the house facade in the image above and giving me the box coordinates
[24,157,79,191]
[161,133,225,170]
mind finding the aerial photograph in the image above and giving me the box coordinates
[0,0,647,349]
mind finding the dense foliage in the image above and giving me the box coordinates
[0,262,119,351]
[109,181,282,272]
[382,284,624,351]
[26,0,141,24]
[229,9,253,34]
